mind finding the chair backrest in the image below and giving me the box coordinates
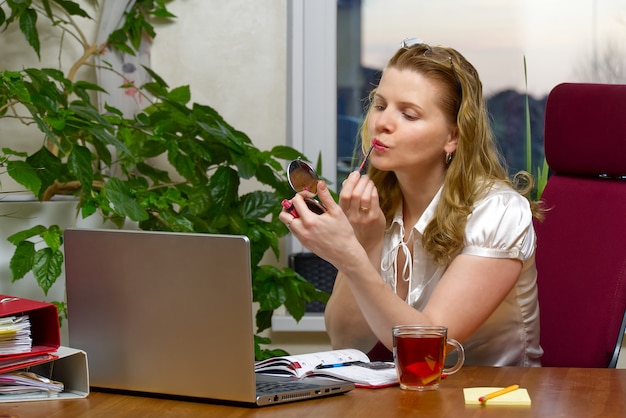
[534,83,626,367]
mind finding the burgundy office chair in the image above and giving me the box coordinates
[534,83,626,367]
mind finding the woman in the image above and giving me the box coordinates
[280,38,543,366]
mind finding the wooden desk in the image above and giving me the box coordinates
[1,366,625,417]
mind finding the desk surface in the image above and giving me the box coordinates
[2,366,625,417]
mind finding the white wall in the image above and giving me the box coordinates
[154,1,287,165]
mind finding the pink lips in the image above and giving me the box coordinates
[372,139,387,151]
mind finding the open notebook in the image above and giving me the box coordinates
[64,229,353,406]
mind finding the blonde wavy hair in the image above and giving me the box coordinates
[361,42,542,265]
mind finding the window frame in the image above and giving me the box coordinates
[287,0,337,255]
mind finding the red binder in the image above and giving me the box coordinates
[0,295,60,360]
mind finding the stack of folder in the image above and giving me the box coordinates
[0,295,89,401]
[0,314,33,355]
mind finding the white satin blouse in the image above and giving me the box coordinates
[381,183,543,366]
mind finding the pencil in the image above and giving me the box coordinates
[478,384,520,403]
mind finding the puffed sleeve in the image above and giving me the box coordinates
[462,186,535,262]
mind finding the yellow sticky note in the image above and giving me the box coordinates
[463,387,531,405]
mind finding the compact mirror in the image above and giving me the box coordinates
[287,158,326,215]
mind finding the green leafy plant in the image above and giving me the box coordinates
[0,0,327,359]
[523,56,549,199]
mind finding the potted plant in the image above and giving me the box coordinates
[0,0,326,359]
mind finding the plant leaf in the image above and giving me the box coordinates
[41,0,54,21]
[18,8,40,59]
[9,241,35,282]
[84,125,131,156]
[255,309,274,333]
[53,0,91,18]
[536,158,549,198]
[142,66,168,89]
[167,85,191,105]
[135,162,171,184]
[6,160,42,195]
[42,225,63,252]
[271,145,305,161]
[166,142,196,180]
[523,55,532,175]
[102,178,149,222]
[26,147,64,199]
[209,167,240,212]
[68,144,94,195]
[7,225,48,246]
[242,191,279,220]
[158,211,195,232]
[33,247,64,296]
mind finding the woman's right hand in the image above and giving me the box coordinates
[339,171,386,252]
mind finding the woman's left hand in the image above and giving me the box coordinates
[339,171,386,252]
[279,180,364,269]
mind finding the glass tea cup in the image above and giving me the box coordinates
[392,325,465,391]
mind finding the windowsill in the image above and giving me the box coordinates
[271,313,326,332]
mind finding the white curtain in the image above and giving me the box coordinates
[95,0,153,117]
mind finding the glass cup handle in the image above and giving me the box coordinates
[442,338,465,376]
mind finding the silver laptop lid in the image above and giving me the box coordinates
[64,229,258,402]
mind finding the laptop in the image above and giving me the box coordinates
[63,229,354,406]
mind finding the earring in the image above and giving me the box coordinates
[446,152,454,165]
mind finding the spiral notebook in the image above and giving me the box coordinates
[64,229,353,406]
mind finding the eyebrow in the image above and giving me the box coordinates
[374,93,424,113]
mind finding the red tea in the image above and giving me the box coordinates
[394,334,445,387]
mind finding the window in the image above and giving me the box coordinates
[290,0,626,189]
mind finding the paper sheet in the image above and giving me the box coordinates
[464,387,531,405]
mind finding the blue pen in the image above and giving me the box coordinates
[315,361,363,369]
